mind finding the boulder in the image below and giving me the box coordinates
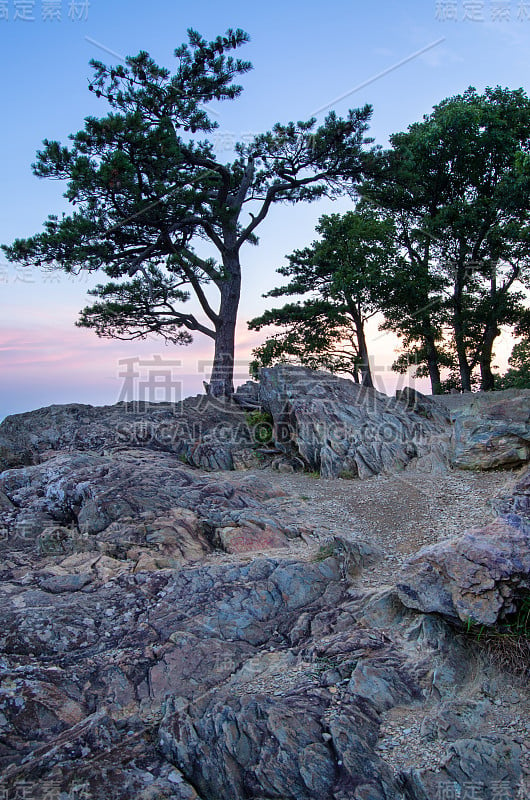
[451,390,530,470]
[159,684,399,800]
[396,517,530,626]
[259,366,451,478]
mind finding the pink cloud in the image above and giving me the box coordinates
[0,319,263,419]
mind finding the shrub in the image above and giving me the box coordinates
[245,410,274,445]
[464,592,530,678]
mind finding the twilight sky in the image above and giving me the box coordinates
[1,0,529,420]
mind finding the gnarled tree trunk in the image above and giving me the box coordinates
[479,322,500,391]
[208,253,241,398]
[355,318,374,389]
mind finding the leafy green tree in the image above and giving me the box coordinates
[364,86,530,393]
[248,210,399,387]
[2,29,374,397]
[370,248,449,395]
[497,339,530,389]
[249,298,369,382]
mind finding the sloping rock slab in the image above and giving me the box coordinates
[0,556,527,799]
[396,518,530,626]
[451,391,530,470]
[0,395,256,472]
[0,450,313,566]
[259,366,450,478]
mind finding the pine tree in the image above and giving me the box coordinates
[249,209,399,387]
[2,29,374,397]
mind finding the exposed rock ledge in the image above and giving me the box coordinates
[0,366,454,480]
[450,389,530,470]
[0,368,528,799]
[3,368,530,479]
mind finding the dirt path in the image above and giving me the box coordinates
[224,465,520,588]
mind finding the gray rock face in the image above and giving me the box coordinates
[451,391,530,470]
[2,548,414,799]
[258,366,451,479]
[396,517,530,626]
[159,685,397,800]
[233,380,261,409]
[396,461,530,629]
[2,374,529,480]
[1,380,529,799]
[0,396,256,472]
[0,432,33,472]
[2,544,526,799]
[0,553,337,796]
[0,449,315,564]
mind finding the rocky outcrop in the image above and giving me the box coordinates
[2,373,530,479]
[0,396,256,472]
[0,449,324,566]
[1,548,527,799]
[0,555,345,795]
[233,379,261,409]
[396,458,530,632]
[0,432,33,472]
[0,376,529,799]
[0,370,454,481]
[0,453,528,799]
[396,517,530,626]
[259,366,451,478]
[451,390,530,470]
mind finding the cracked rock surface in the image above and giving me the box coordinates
[451,389,530,470]
[0,376,529,799]
[258,367,452,479]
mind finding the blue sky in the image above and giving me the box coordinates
[1,0,530,419]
